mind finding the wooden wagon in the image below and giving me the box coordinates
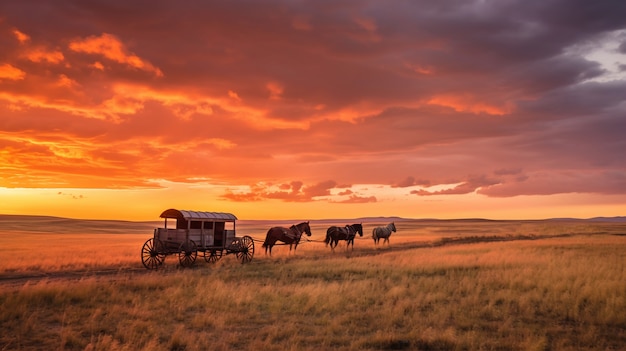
[141,209,254,269]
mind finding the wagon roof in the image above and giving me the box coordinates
[159,209,237,221]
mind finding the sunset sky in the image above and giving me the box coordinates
[1,1,625,221]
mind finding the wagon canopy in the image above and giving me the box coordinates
[159,209,237,221]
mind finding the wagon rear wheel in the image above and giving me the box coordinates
[235,236,254,264]
[178,240,197,268]
[204,250,223,263]
[141,238,165,270]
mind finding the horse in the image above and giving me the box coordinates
[372,222,396,246]
[325,223,363,251]
[262,221,312,255]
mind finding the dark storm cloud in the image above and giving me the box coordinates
[0,0,625,201]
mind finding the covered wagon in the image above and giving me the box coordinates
[141,209,254,269]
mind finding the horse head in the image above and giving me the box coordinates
[353,223,364,237]
[302,221,312,236]
[391,222,397,232]
[295,221,311,237]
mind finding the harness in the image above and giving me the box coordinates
[286,224,302,240]
[344,225,355,239]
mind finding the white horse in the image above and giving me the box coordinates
[372,222,396,246]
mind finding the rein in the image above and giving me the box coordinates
[291,224,302,238]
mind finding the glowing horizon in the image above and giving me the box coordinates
[1,1,625,221]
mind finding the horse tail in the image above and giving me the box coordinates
[262,229,271,248]
[325,227,333,246]
[372,227,377,239]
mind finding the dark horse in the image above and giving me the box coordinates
[372,222,396,246]
[325,223,363,251]
[262,221,312,255]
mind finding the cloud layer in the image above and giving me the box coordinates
[1,0,625,214]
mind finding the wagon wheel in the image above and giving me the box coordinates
[141,238,165,270]
[235,236,254,264]
[203,249,223,263]
[178,240,197,268]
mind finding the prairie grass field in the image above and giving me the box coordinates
[1,216,625,350]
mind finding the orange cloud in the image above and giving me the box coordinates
[427,94,513,115]
[90,61,105,70]
[412,175,501,196]
[228,90,242,102]
[222,180,340,203]
[312,102,385,123]
[0,90,114,121]
[392,176,431,188]
[332,194,377,203]
[69,33,163,77]
[24,47,65,64]
[108,83,307,129]
[12,29,30,43]
[406,63,435,75]
[56,74,79,88]
[0,64,26,80]
[267,82,284,100]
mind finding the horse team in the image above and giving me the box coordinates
[261,221,397,255]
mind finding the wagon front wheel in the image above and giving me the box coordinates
[178,240,197,268]
[235,236,254,264]
[204,250,223,263]
[141,238,165,270]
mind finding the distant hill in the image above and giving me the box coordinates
[0,214,159,234]
[589,216,626,222]
[1,214,624,234]
[546,217,626,223]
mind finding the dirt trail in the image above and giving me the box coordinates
[0,233,579,290]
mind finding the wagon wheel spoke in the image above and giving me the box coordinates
[141,238,164,270]
[178,240,197,268]
[204,250,223,263]
[154,239,166,262]
[235,236,254,264]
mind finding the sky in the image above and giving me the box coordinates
[1,0,625,221]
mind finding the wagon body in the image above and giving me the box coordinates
[141,208,254,269]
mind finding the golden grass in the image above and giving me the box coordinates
[1,219,625,350]
[0,233,147,273]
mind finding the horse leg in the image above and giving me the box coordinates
[267,237,278,255]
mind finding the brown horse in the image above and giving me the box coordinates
[262,221,312,255]
[325,223,363,251]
